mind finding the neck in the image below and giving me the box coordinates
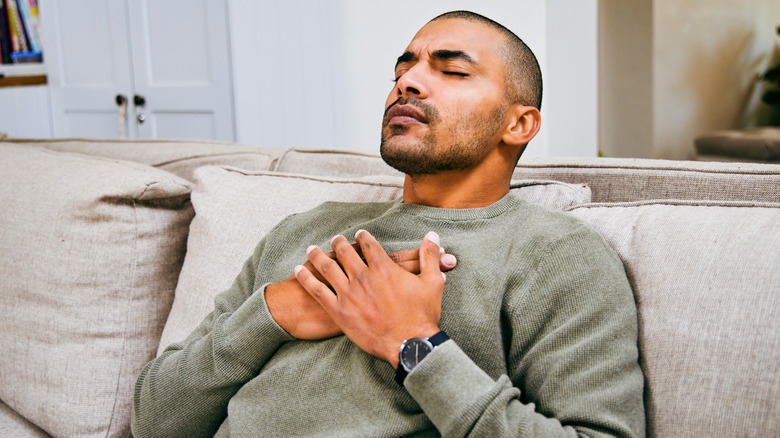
[401,152,514,209]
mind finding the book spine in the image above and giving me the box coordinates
[16,0,38,52]
[6,0,29,53]
[26,0,40,53]
[0,0,12,64]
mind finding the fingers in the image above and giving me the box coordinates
[294,264,338,309]
[305,243,352,293]
[354,229,389,267]
[390,246,457,272]
[420,231,446,283]
[303,230,454,282]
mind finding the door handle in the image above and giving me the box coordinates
[134,95,146,107]
[137,113,146,124]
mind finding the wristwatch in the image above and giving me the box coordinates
[395,330,449,386]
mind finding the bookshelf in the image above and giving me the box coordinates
[1,0,45,87]
[0,63,46,87]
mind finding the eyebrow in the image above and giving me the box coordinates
[395,49,477,69]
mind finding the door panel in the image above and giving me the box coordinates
[152,112,215,139]
[63,112,121,138]
[142,1,211,85]
[128,0,234,141]
[41,0,135,138]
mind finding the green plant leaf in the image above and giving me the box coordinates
[764,64,780,84]
[762,89,780,107]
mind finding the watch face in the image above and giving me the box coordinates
[400,338,433,372]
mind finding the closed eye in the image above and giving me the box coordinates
[443,71,469,77]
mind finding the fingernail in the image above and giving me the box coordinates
[425,231,440,246]
[439,246,445,254]
[441,254,457,268]
[441,272,447,281]
[355,229,367,239]
[330,235,342,245]
[294,265,304,275]
[306,245,317,255]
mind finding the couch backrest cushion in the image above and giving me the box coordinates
[158,167,592,353]
[514,156,780,203]
[0,144,194,438]
[569,201,780,437]
[274,148,404,178]
[275,148,780,205]
[3,137,284,182]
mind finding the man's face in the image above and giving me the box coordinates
[380,18,510,176]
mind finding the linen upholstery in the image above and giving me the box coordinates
[274,148,404,178]
[0,401,50,438]
[513,156,780,203]
[272,148,780,204]
[0,144,194,438]
[569,201,780,437]
[158,166,592,353]
[3,137,282,182]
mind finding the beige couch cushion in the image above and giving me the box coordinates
[0,144,194,438]
[569,201,780,437]
[274,148,404,178]
[0,401,50,438]
[513,156,780,203]
[158,167,591,352]
[276,148,780,205]
[4,137,283,182]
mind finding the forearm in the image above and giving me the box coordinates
[405,341,641,438]
[132,286,293,438]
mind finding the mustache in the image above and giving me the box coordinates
[383,97,439,122]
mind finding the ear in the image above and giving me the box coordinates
[502,104,541,147]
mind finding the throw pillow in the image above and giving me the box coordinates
[570,201,780,437]
[0,144,193,438]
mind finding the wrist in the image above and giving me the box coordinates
[386,325,441,367]
[394,330,449,386]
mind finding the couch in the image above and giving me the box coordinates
[1,137,778,437]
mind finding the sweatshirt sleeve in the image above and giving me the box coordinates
[404,225,646,437]
[131,238,294,438]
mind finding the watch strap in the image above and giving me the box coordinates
[395,330,449,386]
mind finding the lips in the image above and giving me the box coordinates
[385,104,428,125]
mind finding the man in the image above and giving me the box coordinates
[132,10,645,437]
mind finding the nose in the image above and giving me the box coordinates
[394,65,429,100]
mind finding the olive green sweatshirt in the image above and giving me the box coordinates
[132,194,645,437]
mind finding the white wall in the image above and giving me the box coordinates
[230,0,599,157]
[545,0,598,157]
[599,0,654,158]
[599,0,780,160]
[653,0,780,160]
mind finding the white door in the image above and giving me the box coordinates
[126,0,234,140]
[42,0,235,141]
[41,0,134,138]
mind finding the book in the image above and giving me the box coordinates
[6,0,29,54]
[16,0,39,52]
[0,0,12,64]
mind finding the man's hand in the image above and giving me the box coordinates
[294,230,447,367]
[266,240,455,341]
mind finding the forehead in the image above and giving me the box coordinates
[403,18,505,64]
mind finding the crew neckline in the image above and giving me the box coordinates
[394,192,524,221]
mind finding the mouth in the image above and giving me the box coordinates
[384,104,429,126]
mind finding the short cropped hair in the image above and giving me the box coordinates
[431,10,543,110]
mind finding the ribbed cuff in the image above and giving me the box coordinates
[404,340,501,434]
